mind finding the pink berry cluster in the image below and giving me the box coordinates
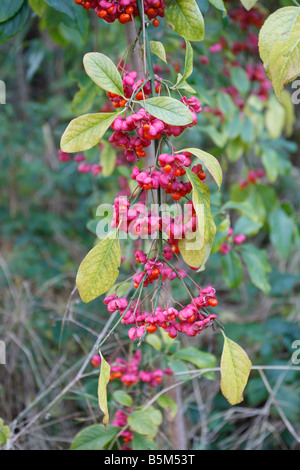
[91,349,172,387]
[239,168,265,190]
[74,0,165,27]
[112,409,133,447]
[104,284,218,341]
[109,79,202,164]
[219,227,246,255]
[58,150,102,175]
[111,196,203,256]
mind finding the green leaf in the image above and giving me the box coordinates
[149,41,167,63]
[83,52,124,97]
[198,125,227,148]
[240,0,258,11]
[221,250,243,289]
[44,0,75,19]
[179,147,223,189]
[165,0,205,42]
[146,334,162,351]
[234,216,262,236]
[258,7,300,69]
[0,419,11,446]
[208,0,227,13]
[173,40,193,88]
[157,395,178,419]
[60,112,120,153]
[0,0,24,23]
[173,347,216,369]
[70,424,118,450]
[220,332,252,405]
[128,407,162,438]
[143,97,193,126]
[98,353,111,429]
[113,390,133,408]
[0,2,29,43]
[261,148,280,182]
[100,142,117,177]
[132,433,158,450]
[265,95,286,139]
[76,229,121,303]
[71,84,97,115]
[231,67,251,95]
[240,244,271,294]
[269,208,294,259]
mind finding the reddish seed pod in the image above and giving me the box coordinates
[147,324,158,333]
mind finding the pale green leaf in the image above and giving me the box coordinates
[240,244,271,294]
[173,40,193,88]
[220,332,252,405]
[165,0,205,42]
[208,0,227,13]
[83,52,124,96]
[98,352,111,429]
[76,229,121,303]
[100,142,117,177]
[128,407,162,438]
[179,147,223,189]
[240,0,258,11]
[149,41,167,63]
[113,390,133,408]
[143,97,193,126]
[60,112,120,153]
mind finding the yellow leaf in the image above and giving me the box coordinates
[220,332,252,405]
[98,353,111,429]
[76,230,121,303]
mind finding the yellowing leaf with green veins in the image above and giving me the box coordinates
[258,7,300,70]
[268,29,300,100]
[165,0,205,42]
[178,236,207,269]
[240,0,258,11]
[150,41,167,63]
[180,169,216,268]
[98,353,111,430]
[83,52,124,97]
[0,418,11,446]
[220,332,252,405]
[60,112,120,153]
[265,96,286,139]
[76,230,121,303]
[179,147,222,189]
[143,97,193,126]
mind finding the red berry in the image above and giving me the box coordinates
[153,19,160,27]
[207,298,218,307]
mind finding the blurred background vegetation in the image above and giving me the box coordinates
[0,0,300,450]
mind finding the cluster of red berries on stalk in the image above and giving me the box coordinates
[239,168,265,190]
[74,0,165,27]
